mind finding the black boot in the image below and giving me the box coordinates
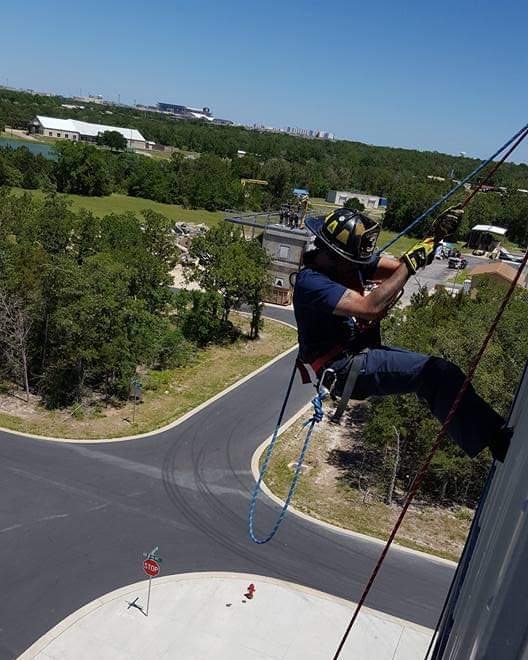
[489,426,513,463]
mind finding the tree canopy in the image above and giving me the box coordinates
[359,282,528,507]
[96,130,128,151]
[1,87,527,244]
[185,223,270,337]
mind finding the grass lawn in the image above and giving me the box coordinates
[0,314,296,440]
[262,411,471,561]
[448,267,470,286]
[10,187,225,227]
[378,229,418,256]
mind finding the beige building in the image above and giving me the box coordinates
[470,262,527,291]
[261,225,313,305]
[326,190,388,209]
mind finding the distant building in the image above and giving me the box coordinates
[30,115,146,150]
[73,94,105,105]
[261,225,313,305]
[466,225,507,252]
[470,262,526,290]
[224,213,313,305]
[284,126,334,140]
[326,190,388,209]
[157,102,213,121]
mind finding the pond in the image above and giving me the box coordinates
[0,137,56,159]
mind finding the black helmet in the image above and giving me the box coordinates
[305,209,380,263]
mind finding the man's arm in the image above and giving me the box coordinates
[370,256,401,282]
[334,263,409,320]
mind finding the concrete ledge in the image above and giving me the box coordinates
[19,571,433,660]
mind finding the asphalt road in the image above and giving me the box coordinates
[399,254,483,305]
[0,306,455,659]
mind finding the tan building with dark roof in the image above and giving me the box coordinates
[470,262,527,291]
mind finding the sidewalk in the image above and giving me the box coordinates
[20,572,433,660]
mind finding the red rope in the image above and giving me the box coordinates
[332,247,528,659]
[459,128,528,209]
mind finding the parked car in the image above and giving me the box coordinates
[448,256,468,269]
[497,248,524,264]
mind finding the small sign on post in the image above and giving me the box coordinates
[143,558,160,577]
[131,376,142,424]
[141,546,162,616]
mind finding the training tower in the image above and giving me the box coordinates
[225,212,313,305]
[431,361,528,659]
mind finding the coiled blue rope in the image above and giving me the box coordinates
[378,122,528,254]
[248,364,327,544]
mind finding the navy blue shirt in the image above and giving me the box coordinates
[293,262,379,363]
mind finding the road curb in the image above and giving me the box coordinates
[18,570,432,659]
[0,343,298,445]
[251,414,458,568]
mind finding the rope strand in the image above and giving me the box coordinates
[248,364,327,544]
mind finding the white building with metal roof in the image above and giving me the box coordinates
[31,116,146,150]
[467,223,508,252]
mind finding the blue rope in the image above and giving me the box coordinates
[248,375,327,544]
[378,122,528,254]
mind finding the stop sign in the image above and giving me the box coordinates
[143,558,160,577]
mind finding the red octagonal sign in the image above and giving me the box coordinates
[143,558,160,577]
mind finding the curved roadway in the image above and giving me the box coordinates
[0,306,454,659]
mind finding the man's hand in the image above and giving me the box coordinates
[400,237,435,275]
[433,205,464,241]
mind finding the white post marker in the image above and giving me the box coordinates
[142,546,162,616]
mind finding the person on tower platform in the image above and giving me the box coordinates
[293,208,511,461]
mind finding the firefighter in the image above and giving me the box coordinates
[293,208,510,461]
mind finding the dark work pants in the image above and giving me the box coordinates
[334,347,504,458]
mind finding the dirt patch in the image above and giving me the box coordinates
[263,401,472,562]
[171,264,201,290]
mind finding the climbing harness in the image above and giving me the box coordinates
[248,365,330,544]
[331,350,368,424]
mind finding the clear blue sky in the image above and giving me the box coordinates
[1,0,527,161]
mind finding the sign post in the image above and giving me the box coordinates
[142,546,162,616]
[131,376,142,424]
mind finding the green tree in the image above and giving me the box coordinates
[54,141,113,196]
[361,282,528,506]
[96,130,128,151]
[344,197,365,211]
[186,223,270,335]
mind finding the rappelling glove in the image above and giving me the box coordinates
[400,237,435,275]
[432,205,464,241]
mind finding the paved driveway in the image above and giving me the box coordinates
[0,307,455,659]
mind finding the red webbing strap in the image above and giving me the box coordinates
[311,344,345,375]
[296,345,346,385]
[332,248,528,659]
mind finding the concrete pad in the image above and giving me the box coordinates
[19,572,433,660]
